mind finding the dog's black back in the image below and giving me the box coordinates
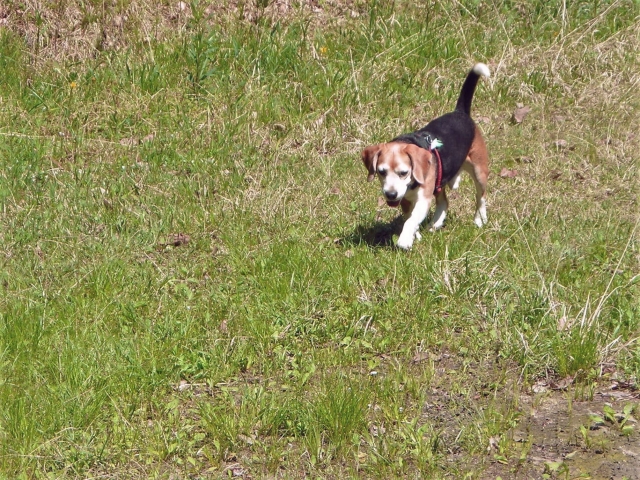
[392,66,485,185]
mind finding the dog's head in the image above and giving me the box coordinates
[361,143,431,207]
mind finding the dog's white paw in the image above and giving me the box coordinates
[428,221,445,232]
[415,231,422,241]
[474,202,487,227]
[474,213,487,228]
[396,234,414,250]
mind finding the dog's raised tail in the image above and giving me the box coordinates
[455,62,490,116]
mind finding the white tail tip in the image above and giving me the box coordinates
[473,63,491,78]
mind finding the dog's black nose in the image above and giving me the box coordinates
[385,191,398,200]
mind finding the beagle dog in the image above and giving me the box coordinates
[361,63,491,250]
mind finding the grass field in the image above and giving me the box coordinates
[1,0,639,478]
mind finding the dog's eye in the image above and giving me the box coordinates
[398,171,409,178]
[377,169,387,176]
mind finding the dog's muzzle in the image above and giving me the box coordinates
[384,191,401,208]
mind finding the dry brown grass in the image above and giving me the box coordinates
[2,0,365,64]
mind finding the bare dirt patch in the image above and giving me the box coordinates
[486,385,640,479]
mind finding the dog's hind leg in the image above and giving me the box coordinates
[462,158,488,227]
[473,174,488,227]
[465,127,490,227]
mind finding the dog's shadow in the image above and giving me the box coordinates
[342,217,405,248]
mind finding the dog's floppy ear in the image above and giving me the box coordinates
[361,144,381,182]
[403,144,432,185]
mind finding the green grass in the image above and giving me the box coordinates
[1,0,639,477]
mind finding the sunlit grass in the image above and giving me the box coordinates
[0,0,639,477]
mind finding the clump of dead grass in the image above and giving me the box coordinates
[2,0,363,64]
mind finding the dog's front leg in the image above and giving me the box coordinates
[397,194,431,250]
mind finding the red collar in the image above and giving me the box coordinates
[432,148,443,194]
